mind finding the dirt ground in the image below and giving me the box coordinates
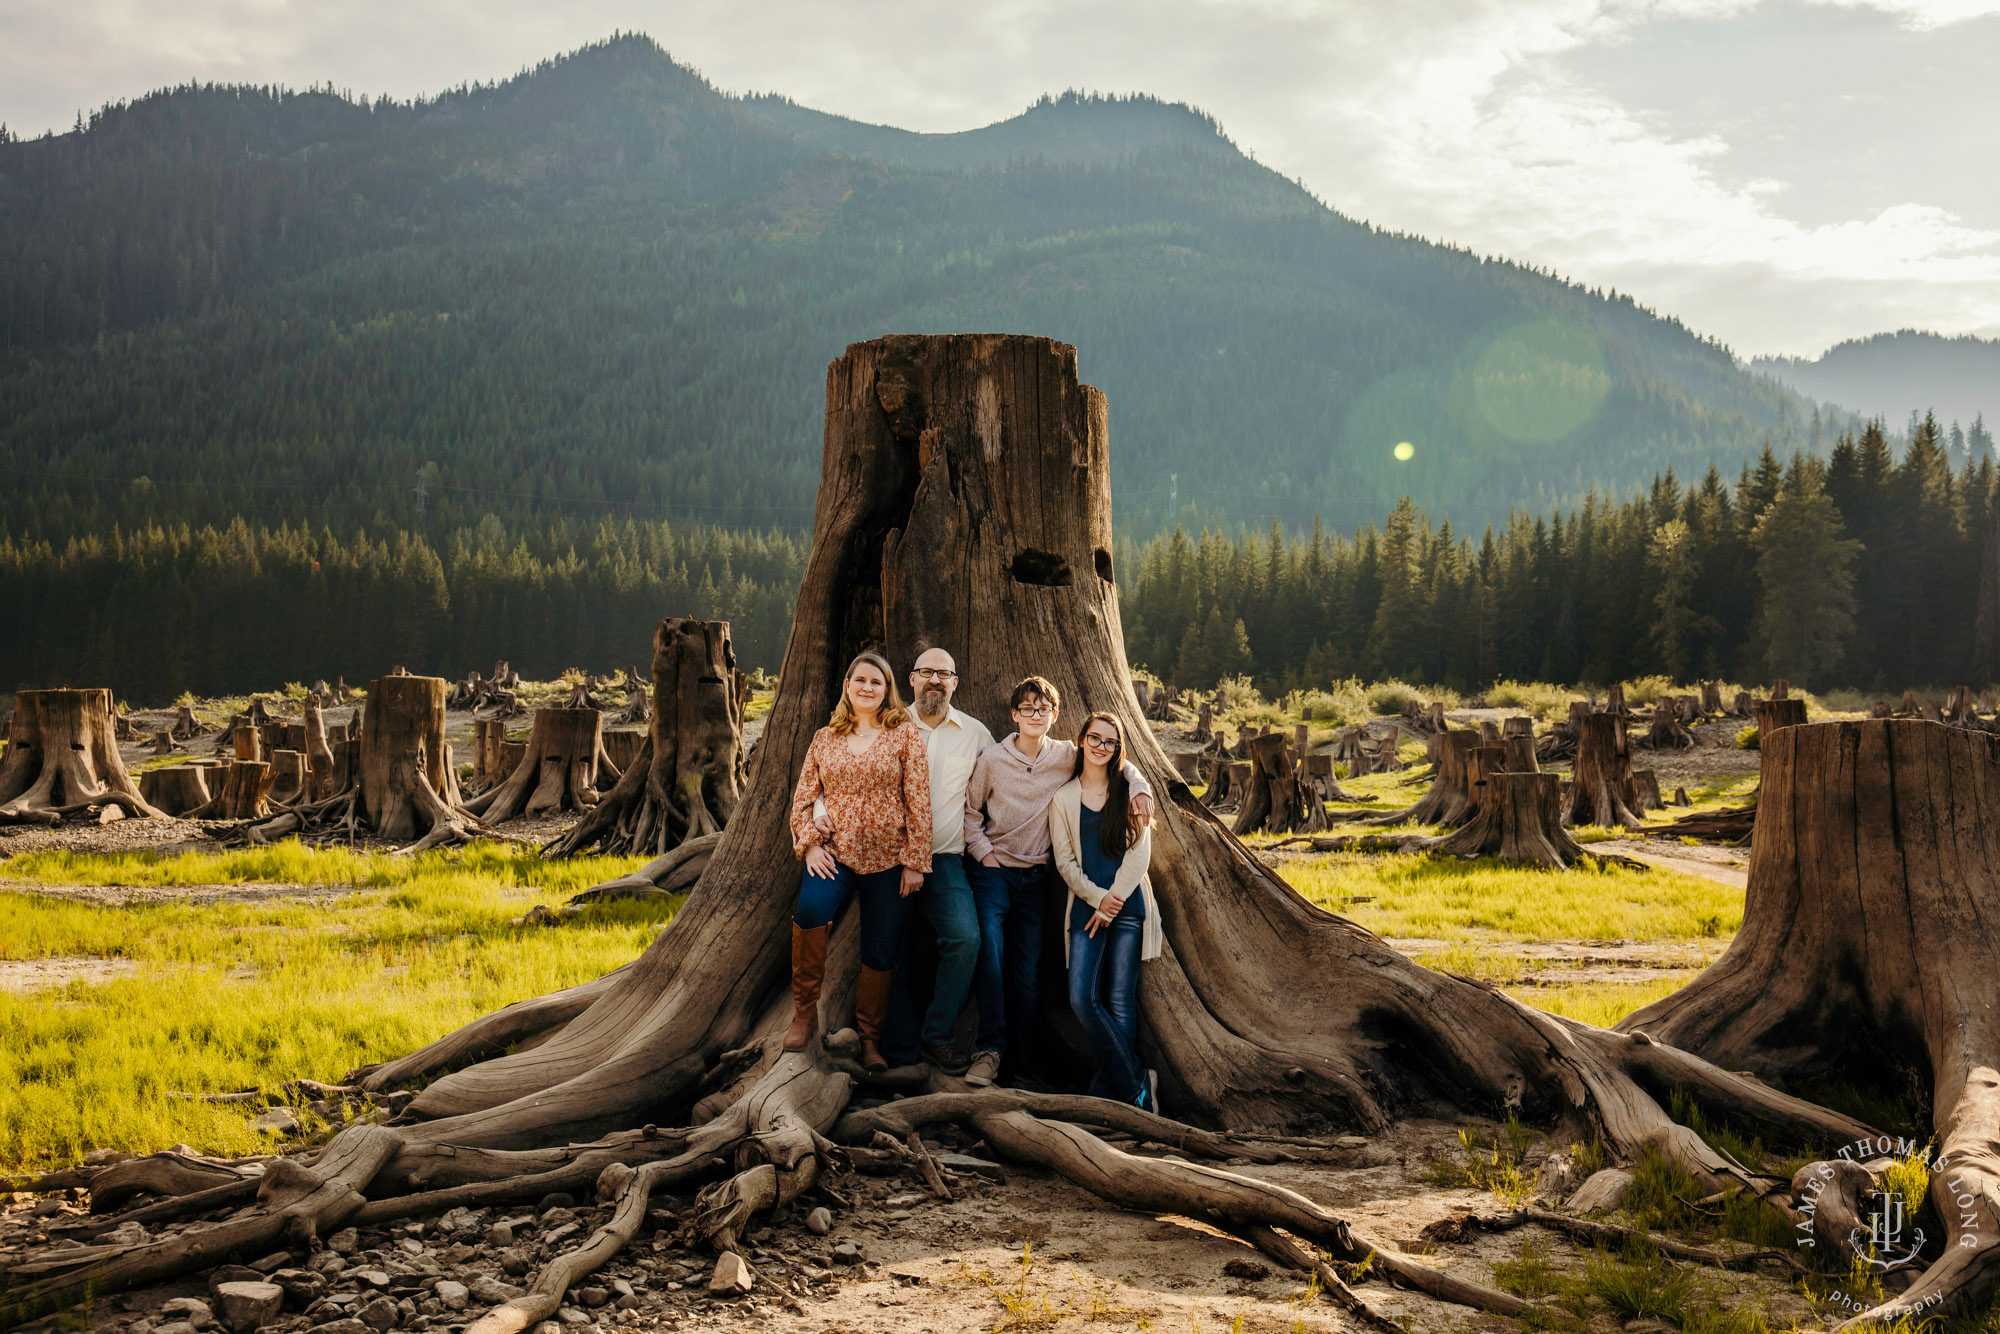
[1,698,1792,1334]
[0,1117,1819,1334]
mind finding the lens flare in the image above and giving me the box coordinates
[1394,441,1415,461]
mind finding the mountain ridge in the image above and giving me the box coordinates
[0,33,1823,540]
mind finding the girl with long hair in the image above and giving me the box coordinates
[785,650,932,1072]
[1049,710,1162,1108]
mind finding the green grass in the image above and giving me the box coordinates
[0,842,659,1174]
[1277,850,1742,942]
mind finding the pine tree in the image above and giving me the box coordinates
[1752,466,1859,688]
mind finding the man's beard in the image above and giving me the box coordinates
[917,687,948,720]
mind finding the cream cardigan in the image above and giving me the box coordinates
[1049,778,1163,963]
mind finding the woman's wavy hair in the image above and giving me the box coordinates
[829,650,911,734]
[1069,711,1137,858]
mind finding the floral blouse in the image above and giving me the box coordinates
[788,722,933,874]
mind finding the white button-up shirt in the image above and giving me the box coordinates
[915,706,995,855]
[815,704,994,856]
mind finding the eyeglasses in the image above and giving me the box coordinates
[912,668,957,681]
[1082,734,1119,751]
[1016,705,1054,719]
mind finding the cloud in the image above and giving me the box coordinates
[0,0,1993,356]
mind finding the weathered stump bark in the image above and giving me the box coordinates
[1232,732,1311,835]
[1499,734,1539,773]
[1901,690,1920,716]
[1700,680,1724,715]
[189,761,270,821]
[1771,679,1790,700]
[1757,698,1808,737]
[1432,771,1590,868]
[1626,720,2000,1327]
[268,750,308,806]
[0,689,164,824]
[1733,690,1756,718]
[463,708,614,825]
[551,619,747,859]
[302,698,336,801]
[1191,702,1213,742]
[139,766,211,817]
[170,705,205,740]
[1563,713,1644,829]
[1360,730,1480,827]
[1604,683,1630,716]
[1637,701,1695,750]
[1630,768,1664,811]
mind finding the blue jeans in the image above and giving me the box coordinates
[969,861,1051,1076]
[1067,896,1146,1102]
[793,861,911,972]
[917,854,979,1049]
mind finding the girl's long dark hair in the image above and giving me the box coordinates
[1070,711,1137,859]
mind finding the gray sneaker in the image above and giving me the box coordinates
[964,1050,1002,1087]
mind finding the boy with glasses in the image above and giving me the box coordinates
[962,676,1152,1087]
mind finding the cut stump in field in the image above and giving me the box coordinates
[1359,730,1481,827]
[462,708,615,825]
[1562,713,1644,830]
[0,689,164,824]
[551,618,747,860]
[1627,719,2000,1328]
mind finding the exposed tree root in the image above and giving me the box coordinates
[1421,1205,1812,1274]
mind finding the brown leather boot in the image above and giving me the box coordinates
[784,924,828,1051]
[855,964,895,1073]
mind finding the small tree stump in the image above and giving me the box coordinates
[1431,771,1589,868]
[1699,681,1723,716]
[1870,701,1892,719]
[1631,769,1664,811]
[1478,719,1500,742]
[1363,730,1481,828]
[1604,684,1630,717]
[1563,713,1644,829]
[191,760,270,821]
[139,766,211,817]
[1499,734,1538,773]
[1637,701,1695,750]
[0,689,164,823]
[1901,690,1920,716]
[1756,699,1808,736]
[465,708,615,824]
[1233,732,1313,835]
[550,618,749,858]
[170,705,205,740]
[1191,702,1213,742]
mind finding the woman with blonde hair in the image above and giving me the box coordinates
[785,650,932,1071]
[1050,710,1161,1108]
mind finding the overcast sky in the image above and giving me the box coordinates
[2,0,1994,359]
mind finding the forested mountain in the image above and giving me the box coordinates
[1752,332,1996,440]
[1,33,1818,545]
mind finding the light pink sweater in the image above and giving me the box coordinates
[963,735,1150,868]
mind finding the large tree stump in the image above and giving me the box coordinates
[1563,713,1644,829]
[1757,698,1808,737]
[0,689,164,824]
[1536,701,1588,763]
[551,619,747,861]
[463,708,616,825]
[14,335,1908,1333]
[1628,719,2000,1327]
